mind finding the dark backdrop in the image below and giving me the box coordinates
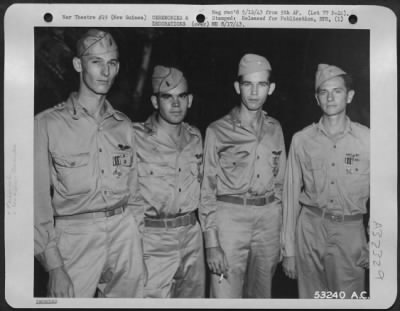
[34,27,370,298]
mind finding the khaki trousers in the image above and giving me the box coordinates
[210,201,281,298]
[55,211,144,297]
[143,221,205,298]
[296,207,368,298]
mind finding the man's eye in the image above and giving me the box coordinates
[318,90,327,96]
[241,82,251,87]
[160,94,171,100]
[259,82,269,87]
[179,94,188,99]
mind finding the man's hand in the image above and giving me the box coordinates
[282,256,297,279]
[47,266,75,297]
[206,246,229,275]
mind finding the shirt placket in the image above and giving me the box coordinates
[95,115,112,205]
[326,136,342,212]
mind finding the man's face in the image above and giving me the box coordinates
[234,70,275,112]
[316,76,354,117]
[74,50,120,95]
[151,80,193,125]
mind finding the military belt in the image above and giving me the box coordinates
[216,193,275,206]
[304,205,363,223]
[55,205,126,221]
[144,211,197,228]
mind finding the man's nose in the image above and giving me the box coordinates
[102,64,110,77]
[251,84,258,95]
[171,96,180,107]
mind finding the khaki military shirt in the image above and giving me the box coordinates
[131,114,203,229]
[282,117,370,257]
[34,92,137,271]
[200,107,286,248]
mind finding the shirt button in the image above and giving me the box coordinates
[330,199,334,203]
[101,169,104,174]
[333,145,337,149]
[355,168,359,172]
[257,174,260,178]
[150,171,153,175]
[331,181,335,185]
[99,148,102,152]
[331,163,335,167]
[104,190,108,195]
[178,168,181,172]
[179,188,181,192]
[70,161,76,167]
[257,155,260,160]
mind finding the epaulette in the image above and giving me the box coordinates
[114,110,130,121]
[352,121,370,132]
[183,122,201,136]
[54,102,66,110]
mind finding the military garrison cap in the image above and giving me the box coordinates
[152,66,186,93]
[238,53,271,76]
[76,29,118,57]
[315,64,347,90]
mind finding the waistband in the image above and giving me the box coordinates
[216,193,275,206]
[55,205,126,221]
[303,205,363,223]
[144,211,197,228]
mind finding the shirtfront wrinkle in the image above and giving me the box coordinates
[131,114,203,229]
[34,92,138,271]
[281,117,370,257]
[200,107,287,248]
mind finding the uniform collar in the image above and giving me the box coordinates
[143,112,201,140]
[315,116,353,137]
[66,92,124,121]
[228,106,268,131]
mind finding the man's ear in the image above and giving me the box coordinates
[234,81,241,95]
[268,82,276,95]
[72,57,82,73]
[187,94,193,109]
[346,90,355,104]
[151,95,158,110]
[315,93,321,107]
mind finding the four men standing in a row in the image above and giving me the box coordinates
[34,29,370,299]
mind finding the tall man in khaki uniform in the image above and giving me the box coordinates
[34,29,144,297]
[282,64,370,298]
[200,54,286,298]
[132,66,205,298]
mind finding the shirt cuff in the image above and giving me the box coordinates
[282,243,296,257]
[35,246,64,271]
[204,229,220,248]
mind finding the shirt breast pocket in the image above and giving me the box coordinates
[344,159,370,196]
[52,152,91,196]
[304,158,325,193]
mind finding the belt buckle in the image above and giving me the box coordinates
[105,209,115,217]
[328,214,344,223]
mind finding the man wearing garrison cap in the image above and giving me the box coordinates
[282,64,370,298]
[34,29,144,297]
[200,54,286,298]
[131,66,205,298]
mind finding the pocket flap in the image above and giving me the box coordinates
[52,152,90,168]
